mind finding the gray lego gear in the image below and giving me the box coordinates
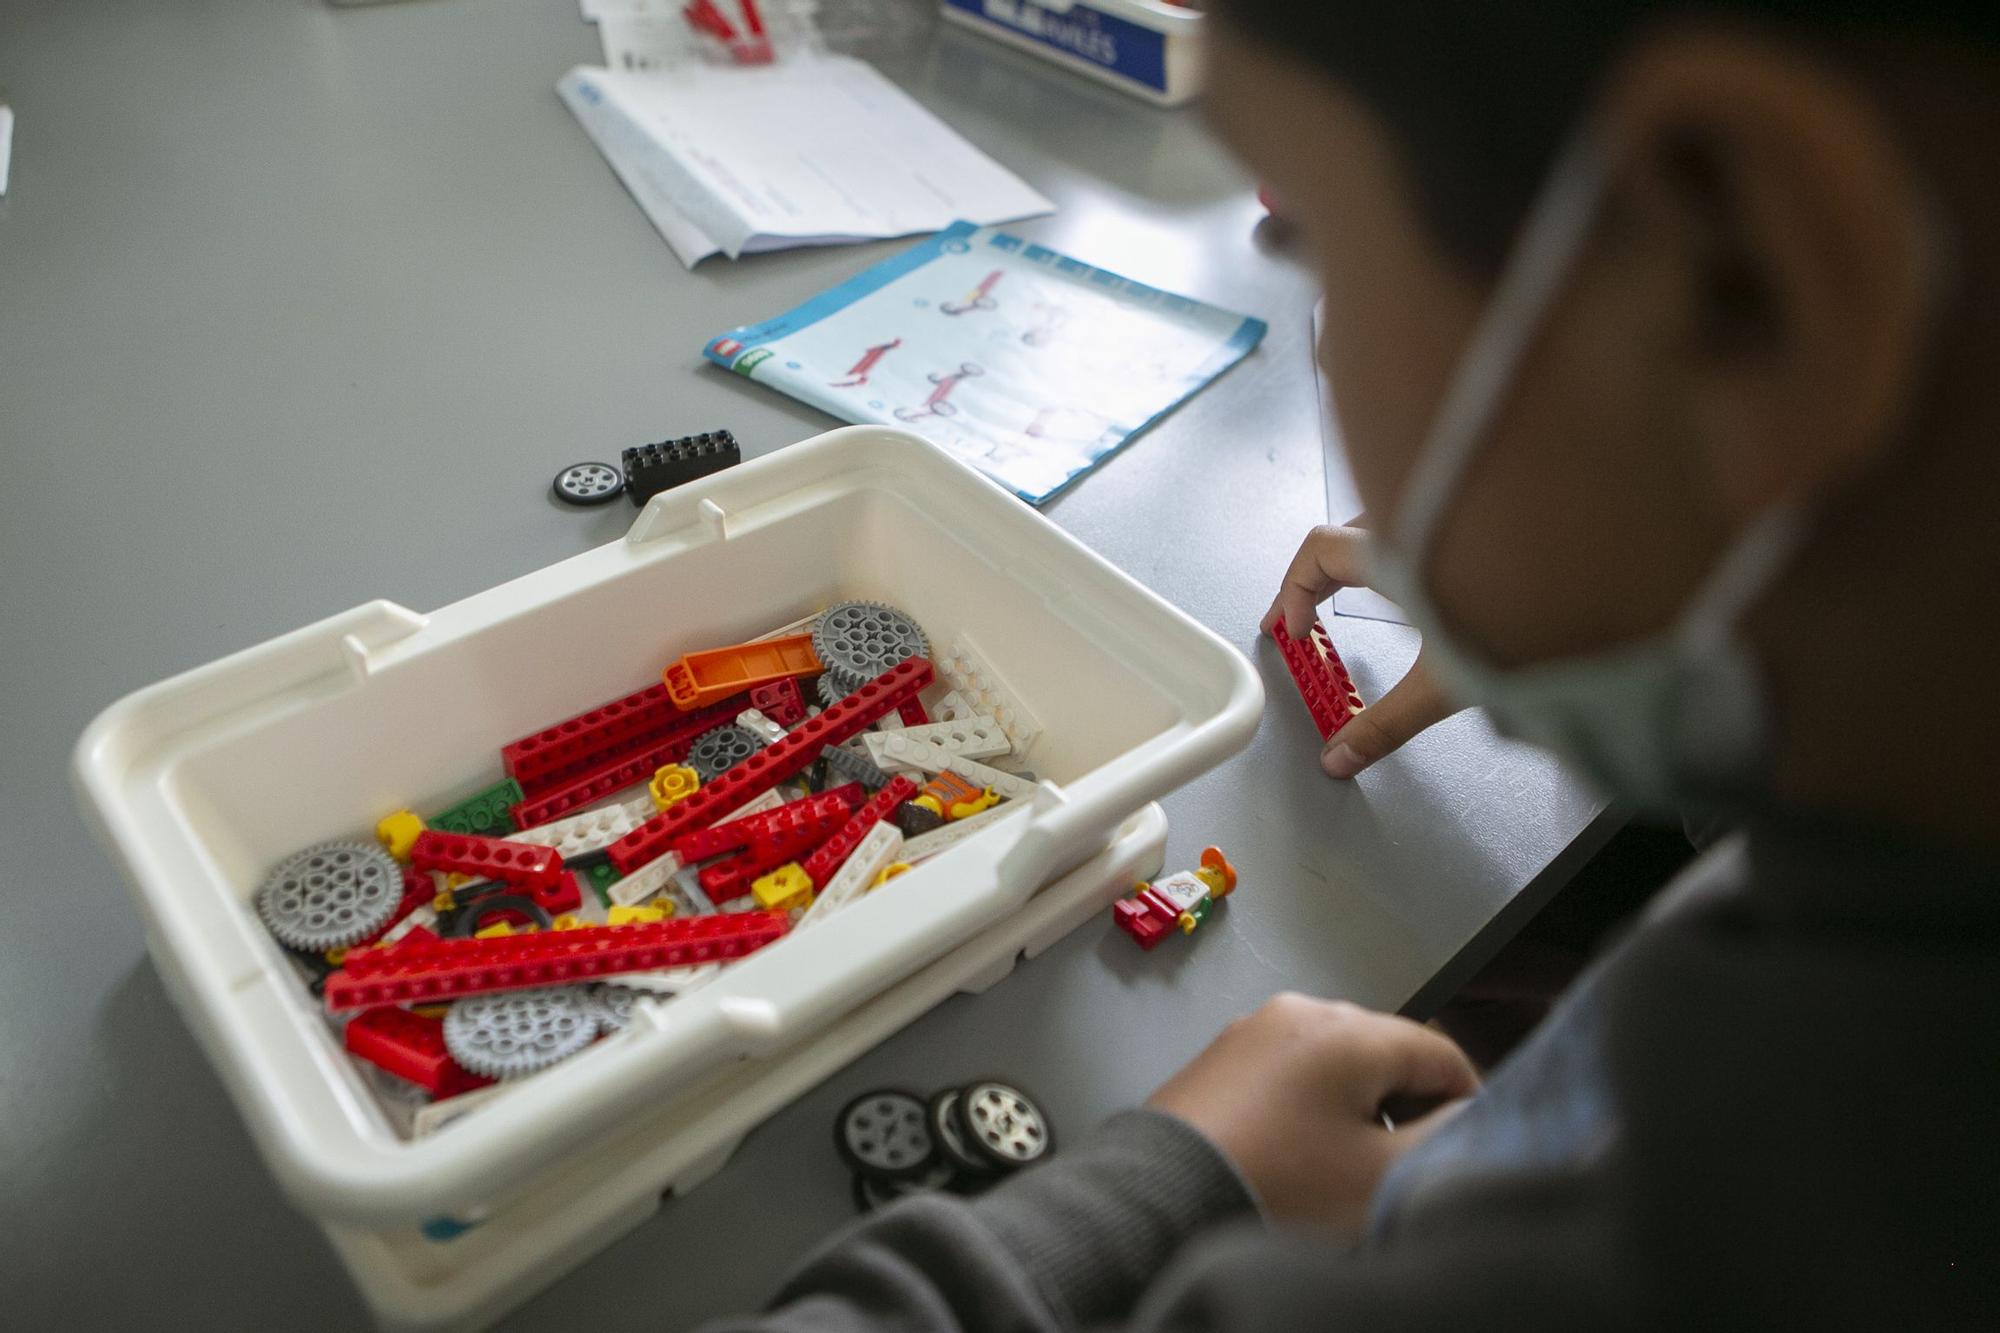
[443,987,596,1079]
[812,601,929,690]
[816,671,855,709]
[255,840,402,953]
[686,724,763,781]
[820,741,892,791]
[587,982,647,1033]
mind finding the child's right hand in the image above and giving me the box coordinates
[1261,524,1460,779]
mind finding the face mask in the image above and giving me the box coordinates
[1366,136,1808,810]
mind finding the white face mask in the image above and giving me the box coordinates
[1366,136,1808,810]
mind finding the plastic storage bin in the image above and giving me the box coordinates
[72,425,1261,1325]
[939,0,1205,107]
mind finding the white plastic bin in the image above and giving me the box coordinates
[72,425,1261,1323]
[939,0,1205,106]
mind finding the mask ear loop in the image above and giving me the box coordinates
[1387,135,1616,564]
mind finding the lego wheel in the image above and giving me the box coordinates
[851,1159,956,1214]
[834,1088,937,1181]
[256,841,403,953]
[954,1080,1054,1172]
[927,1087,1000,1178]
[552,461,625,506]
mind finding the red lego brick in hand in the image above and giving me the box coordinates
[1270,619,1365,741]
[671,785,862,863]
[608,657,935,873]
[748,678,807,728]
[801,775,919,887]
[409,830,579,915]
[324,912,789,1011]
[344,1006,493,1097]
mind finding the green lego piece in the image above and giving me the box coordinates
[585,860,622,908]
[429,777,525,838]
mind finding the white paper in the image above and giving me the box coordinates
[557,58,1053,267]
[0,106,13,198]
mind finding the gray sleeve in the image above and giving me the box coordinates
[695,1108,1261,1333]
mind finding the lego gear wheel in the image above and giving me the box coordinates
[686,724,763,781]
[812,602,929,693]
[817,672,855,709]
[587,982,647,1033]
[552,461,625,506]
[443,987,596,1079]
[256,841,402,952]
[954,1080,1053,1171]
[834,1088,936,1180]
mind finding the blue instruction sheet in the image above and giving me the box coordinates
[704,221,1268,504]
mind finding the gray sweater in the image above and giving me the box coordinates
[702,821,1999,1330]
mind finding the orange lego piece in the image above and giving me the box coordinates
[662,633,823,710]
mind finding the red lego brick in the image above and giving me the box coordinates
[748,678,807,728]
[608,657,935,873]
[510,729,698,828]
[324,913,789,1011]
[503,688,744,797]
[408,830,579,915]
[800,775,919,887]
[343,1006,494,1097]
[1111,895,1175,950]
[671,784,862,863]
[897,698,930,727]
[1270,619,1365,741]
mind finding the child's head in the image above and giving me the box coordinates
[1209,4,2000,840]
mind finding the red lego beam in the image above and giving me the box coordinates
[511,728,701,829]
[608,657,935,873]
[503,687,743,797]
[1270,619,1365,741]
[672,784,861,864]
[409,831,579,915]
[323,913,789,1012]
[801,775,918,887]
[343,1006,493,1097]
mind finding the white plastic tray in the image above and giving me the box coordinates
[71,425,1261,1229]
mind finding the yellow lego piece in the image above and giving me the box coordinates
[473,922,515,939]
[947,788,1000,820]
[431,889,457,915]
[873,862,912,888]
[752,863,814,914]
[550,913,586,931]
[649,763,702,812]
[324,947,347,966]
[912,795,943,817]
[374,809,426,863]
[411,1005,451,1020]
[608,903,669,926]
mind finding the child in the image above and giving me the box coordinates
[705,3,2000,1326]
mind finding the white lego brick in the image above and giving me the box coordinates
[882,744,1039,804]
[735,707,786,746]
[595,963,721,996]
[936,633,1042,760]
[508,795,651,860]
[933,690,973,721]
[900,802,1023,861]
[864,715,1009,772]
[412,1083,510,1139]
[793,822,904,931]
[608,849,684,907]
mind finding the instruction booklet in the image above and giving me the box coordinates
[704,222,1267,504]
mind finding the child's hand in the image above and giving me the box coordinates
[1148,994,1478,1241]
[1260,524,1459,778]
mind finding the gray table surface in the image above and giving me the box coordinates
[0,1,1610,1326]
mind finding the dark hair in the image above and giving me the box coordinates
[1217,2,2000,270]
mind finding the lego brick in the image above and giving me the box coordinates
[750,864,813,913]
[622,429,741,506]
[864,715,1010,773]
[899,802,1021,861]
[648,762,701,811]
[800,776,919,887]
[748,677,807,728]
[1111,895,1174,950]
[933,690,972,721]
[669,785,862,864]
[323,913,788,1011]
[344,1006,494,1097]
[503,685,741,794]
[606,848,685,908]
[897,698,930,726]
[794,822,904,930]
[887,744,1038,804]
[820,741,892,792]
[735,708,787,746]
[509,721,721,829]
[375,809,425,862]
[662,633,823,711]
[935,633,1043,760]
[698,838,807,904]
[608,657,935,873]
[409,831,579,916]
[1269,619,1365,741]
[507,795,652,860]
[430,777,526,838]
